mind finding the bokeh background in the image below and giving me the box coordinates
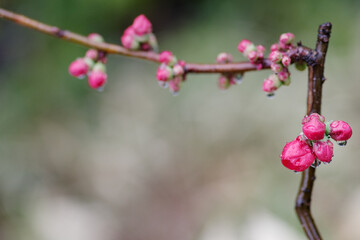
[0,0,359,239]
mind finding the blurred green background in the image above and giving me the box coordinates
[0,0,359,239]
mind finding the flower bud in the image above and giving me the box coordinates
[216,52,233,63]
[313,140,333,163]
[88,33,104,43]
[132,14,152,36]
[237,39,252,53]
[121,29,140,50]
[159,51,177,65]
[69,58,89,78]
[243,43,256,56]
[270,43,280,52]
[329,120,352,141]
[279,32,295,45]
[88,70,107,89]
[85,49,98,60]
[218,75,230,90]
[247,50,258,62]
[302,117,326,140]
[281,55,291,67]
[156,65,173,82]
[271,63,283,73]
[256,45,265,53]
[262,74,281,93]
[173,64,184,76]
[295,62,307,71]
[278,70,290,81]
[281,136,316,172]
[268,50,282,63]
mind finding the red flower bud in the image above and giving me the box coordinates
[329,120,352,141]
[302,117,326,141]
[281,136,316,172]
[313,140,333,163]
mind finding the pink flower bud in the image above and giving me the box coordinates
[159,51,175,65]
[85,49,98,60]
[280,32,295,44]
[313,140,333,163]
[262,74,281,93]
[247,50,258,62]
[88,70,107,89]
[256,45,265,53]
[302,117,326,140]
[69,58,89,78]
[218,75,230,90]
[329,120,352,141]
[121,28,140,50]
[281,55,291,67]
[216,52,233,63]
[271,63,283,73]
[281,136,316,172]
[243,43,256,56]
[269,50,283,63]
[156,65,173,81]
[257,51,264,59]
[132,14,152,36]
[173,64,184,76]
[270,43,280,52]
[88,33,104,43]
[237,39,252,53]
[278,70,290,81]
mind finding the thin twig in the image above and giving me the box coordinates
[0,8,271,74]
[295,22,332,240]
[0,8,316,75]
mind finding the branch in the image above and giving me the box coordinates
[0,8,273,74]
[295,22,332,240]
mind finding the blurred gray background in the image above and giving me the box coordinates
[0,0,359,239]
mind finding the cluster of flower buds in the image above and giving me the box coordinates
[156,51,186,95]
[281,113,353,172]
[121,14,158,51]
[216,53,243,90]
[68,33,108,91]
[237,40,265,70]
[262,33,296,96]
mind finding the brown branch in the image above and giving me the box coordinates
[295,22,332,240]
[0,8,273,74]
